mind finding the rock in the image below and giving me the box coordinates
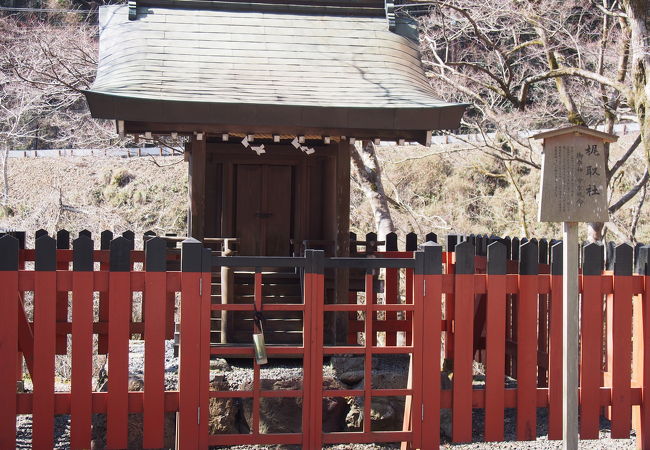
[210,358,232,372]
[345,369,407,432]
[440,370,453,439]
[241,376,347,435]
[350,369,408,390]
[346,396,405,432]
[330,355,364,375]
[209,375,240,434]
[338,369,364,385]
[91,376,176,450]
[345,370,453,437]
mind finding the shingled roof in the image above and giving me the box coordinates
[85,1,467,143]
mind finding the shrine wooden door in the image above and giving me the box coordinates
[234,164,294,256]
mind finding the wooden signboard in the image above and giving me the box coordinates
[537,126,616,223]
[533,125,617,450]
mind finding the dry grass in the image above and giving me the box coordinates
[2,137,648,248]
[1,155,188,246]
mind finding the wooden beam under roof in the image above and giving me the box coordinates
[123,121,432,145]
[135,0,387,16]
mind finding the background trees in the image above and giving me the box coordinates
[408,0,649,242]
[1,2,649,242]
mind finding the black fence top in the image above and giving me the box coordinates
[1,229,646,277]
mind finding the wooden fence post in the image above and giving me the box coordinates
[122,230,135,249]
[0,235,19,449]
[32,235,57,449]
[444,234,458,362]
[143,237,168,449]
[177,238,204,450]
[70,235,94,449]
[405,232,417,251]
[98,230,113,355]
[306,249,325,450]
[609,244,634,438]
[56,229,70,355]
[635,245,650,449]
[517,240,538,441]
[484,241,506,442]
[385,232,398,346]
[419,242,442,448]
[198,247,212,449]
[548,242,563,440]
[537,239,549,388]
[452,240,474,443]
[107,237,131,448]
[580,243,604,439]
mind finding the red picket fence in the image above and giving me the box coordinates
[2,231,650,449]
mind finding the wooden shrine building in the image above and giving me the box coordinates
[84,0,466,344]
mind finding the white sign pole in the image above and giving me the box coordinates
[563,221,579,450]
[534,126,617,450]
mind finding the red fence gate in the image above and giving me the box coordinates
[3,231,650,449]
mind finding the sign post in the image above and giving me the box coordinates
[533,125,617,450]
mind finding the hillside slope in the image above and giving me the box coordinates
[1,139,647,246]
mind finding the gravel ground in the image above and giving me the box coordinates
[15,341,638,449]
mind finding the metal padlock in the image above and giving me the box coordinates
[253,314,268,365]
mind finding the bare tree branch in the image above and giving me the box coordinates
[609,167,649,213]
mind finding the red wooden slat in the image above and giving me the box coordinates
[70,271,93,449]
[505,294,513,377]
[209,433,303,446]
[452,273,473,443]
[400,356,413,450]
[55,259,68,355]
[420,273,441,448]
[322,431,412,444]
[547,274,563,440]
[18,384,647,414]
[384,267,398,346]
[97,259,109,354]
[516,274,538,441]
[198,268,211,449]
[511,292,519,379]
[107,271,130,448]
[364,273,374,434]
[405,267,413,346]
[537,292,549,387]
[637,275,650,449]
[178,270,201,449]
[400,269,421,450]
[445,252,455,359]
[252,272,262,436]
[484,272,506,442]
[16,240,25,386]
[311,272,325,449]
[32,270,57,449]
[17,295,34,378]
[610,275,634,438]
[302,270,313,448]
[0,270,18,449]
[348,291,358,345]
[580,274,603,438]
[166,291,175,340]
[143,271,166,448]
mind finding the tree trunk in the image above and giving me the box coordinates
[622,1,650,165]
[588,222,605,243]
[351,140,395,239]
[2,145,9,206]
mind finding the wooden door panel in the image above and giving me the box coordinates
[235,165,262,256]
[264,165,293,256]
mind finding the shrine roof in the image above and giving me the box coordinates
[84,2,467,142]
